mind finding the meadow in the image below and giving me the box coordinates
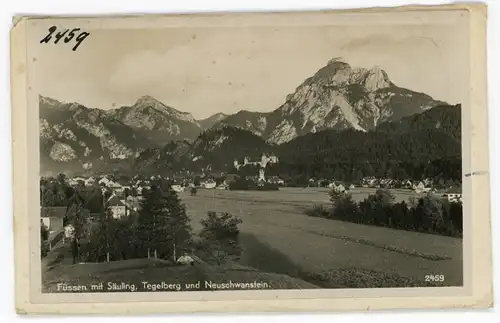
[181,187,463,287]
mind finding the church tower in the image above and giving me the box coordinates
[258,168,265,182]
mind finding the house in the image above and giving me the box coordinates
[85,177,96,187]
[177,254,195,265]
[361,177,378,188]
[217,183,228,190]
[171,184,185,193]
[68,177,85,187]
[444,193,462,203]
[135,183,152,196]
[414,181,431,194]
[114,178,131,190]
[40,206,67,233]
[400,179,413,189]
[119,199,133,216]
[423,178,434,187]
[124,196,142,213]
[267,176,285,186]
[107,195,127,219]
[334,184,346,193]
[201,180,217,189]
[328,182,346,193]
[98,176,113,187]
[64,224,75,240]
[380,179,394,188]
[443,187,462,202]
[109,181,124,193]
[99,186,109,195]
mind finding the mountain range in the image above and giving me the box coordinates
[38,59,459,176]
[217,59,445,144]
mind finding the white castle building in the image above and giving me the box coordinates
[234,153,279,170]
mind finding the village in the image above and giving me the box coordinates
[40,159,463,242]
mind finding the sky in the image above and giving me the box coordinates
[31,13,468,119]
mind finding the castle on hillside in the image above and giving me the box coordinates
[233,153,279,170]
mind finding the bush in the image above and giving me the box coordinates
[330,193,360,222]
[199,212,243,265]
[200,212,242,240]
[305,205,330,218]
[41,241,50,258]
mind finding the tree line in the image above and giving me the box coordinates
[307,189,463,238]
[267,158,462,184]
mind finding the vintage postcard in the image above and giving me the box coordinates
[11,3,492,314]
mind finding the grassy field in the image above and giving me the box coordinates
[42,187,462,291]
[42,242,318,292]
[180,187,463,287]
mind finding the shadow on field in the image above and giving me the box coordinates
[238,233,304,279]
[236,233,444,289]
[238,233,330,287]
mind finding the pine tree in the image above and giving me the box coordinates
[85,207,115,263]
[137,184,192,261]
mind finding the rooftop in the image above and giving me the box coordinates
[40,206,67,218]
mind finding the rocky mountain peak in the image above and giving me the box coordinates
[363,65,391,91]
[135,95,158,105]
[212,112,228,119]
[303,60,391,92]
[305,59,352,86]
[198,112,229,130]
[221,58,443,145]
[131,95,197,125]
[39,95,61,108]
[133,95,169,112]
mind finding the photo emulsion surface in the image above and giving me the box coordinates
[34,11,467,295]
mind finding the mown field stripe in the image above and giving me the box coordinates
[271,223,452,261]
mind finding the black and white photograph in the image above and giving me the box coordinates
[11,3,492,314]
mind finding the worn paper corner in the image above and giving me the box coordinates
[478,287,495,309]
[11,16,28,29]
[15,306,28,315]
[463,2,488,18]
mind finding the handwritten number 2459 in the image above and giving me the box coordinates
[40,26,90,51]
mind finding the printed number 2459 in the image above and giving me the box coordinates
[40,26,90,51]
[425,274,444,282]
